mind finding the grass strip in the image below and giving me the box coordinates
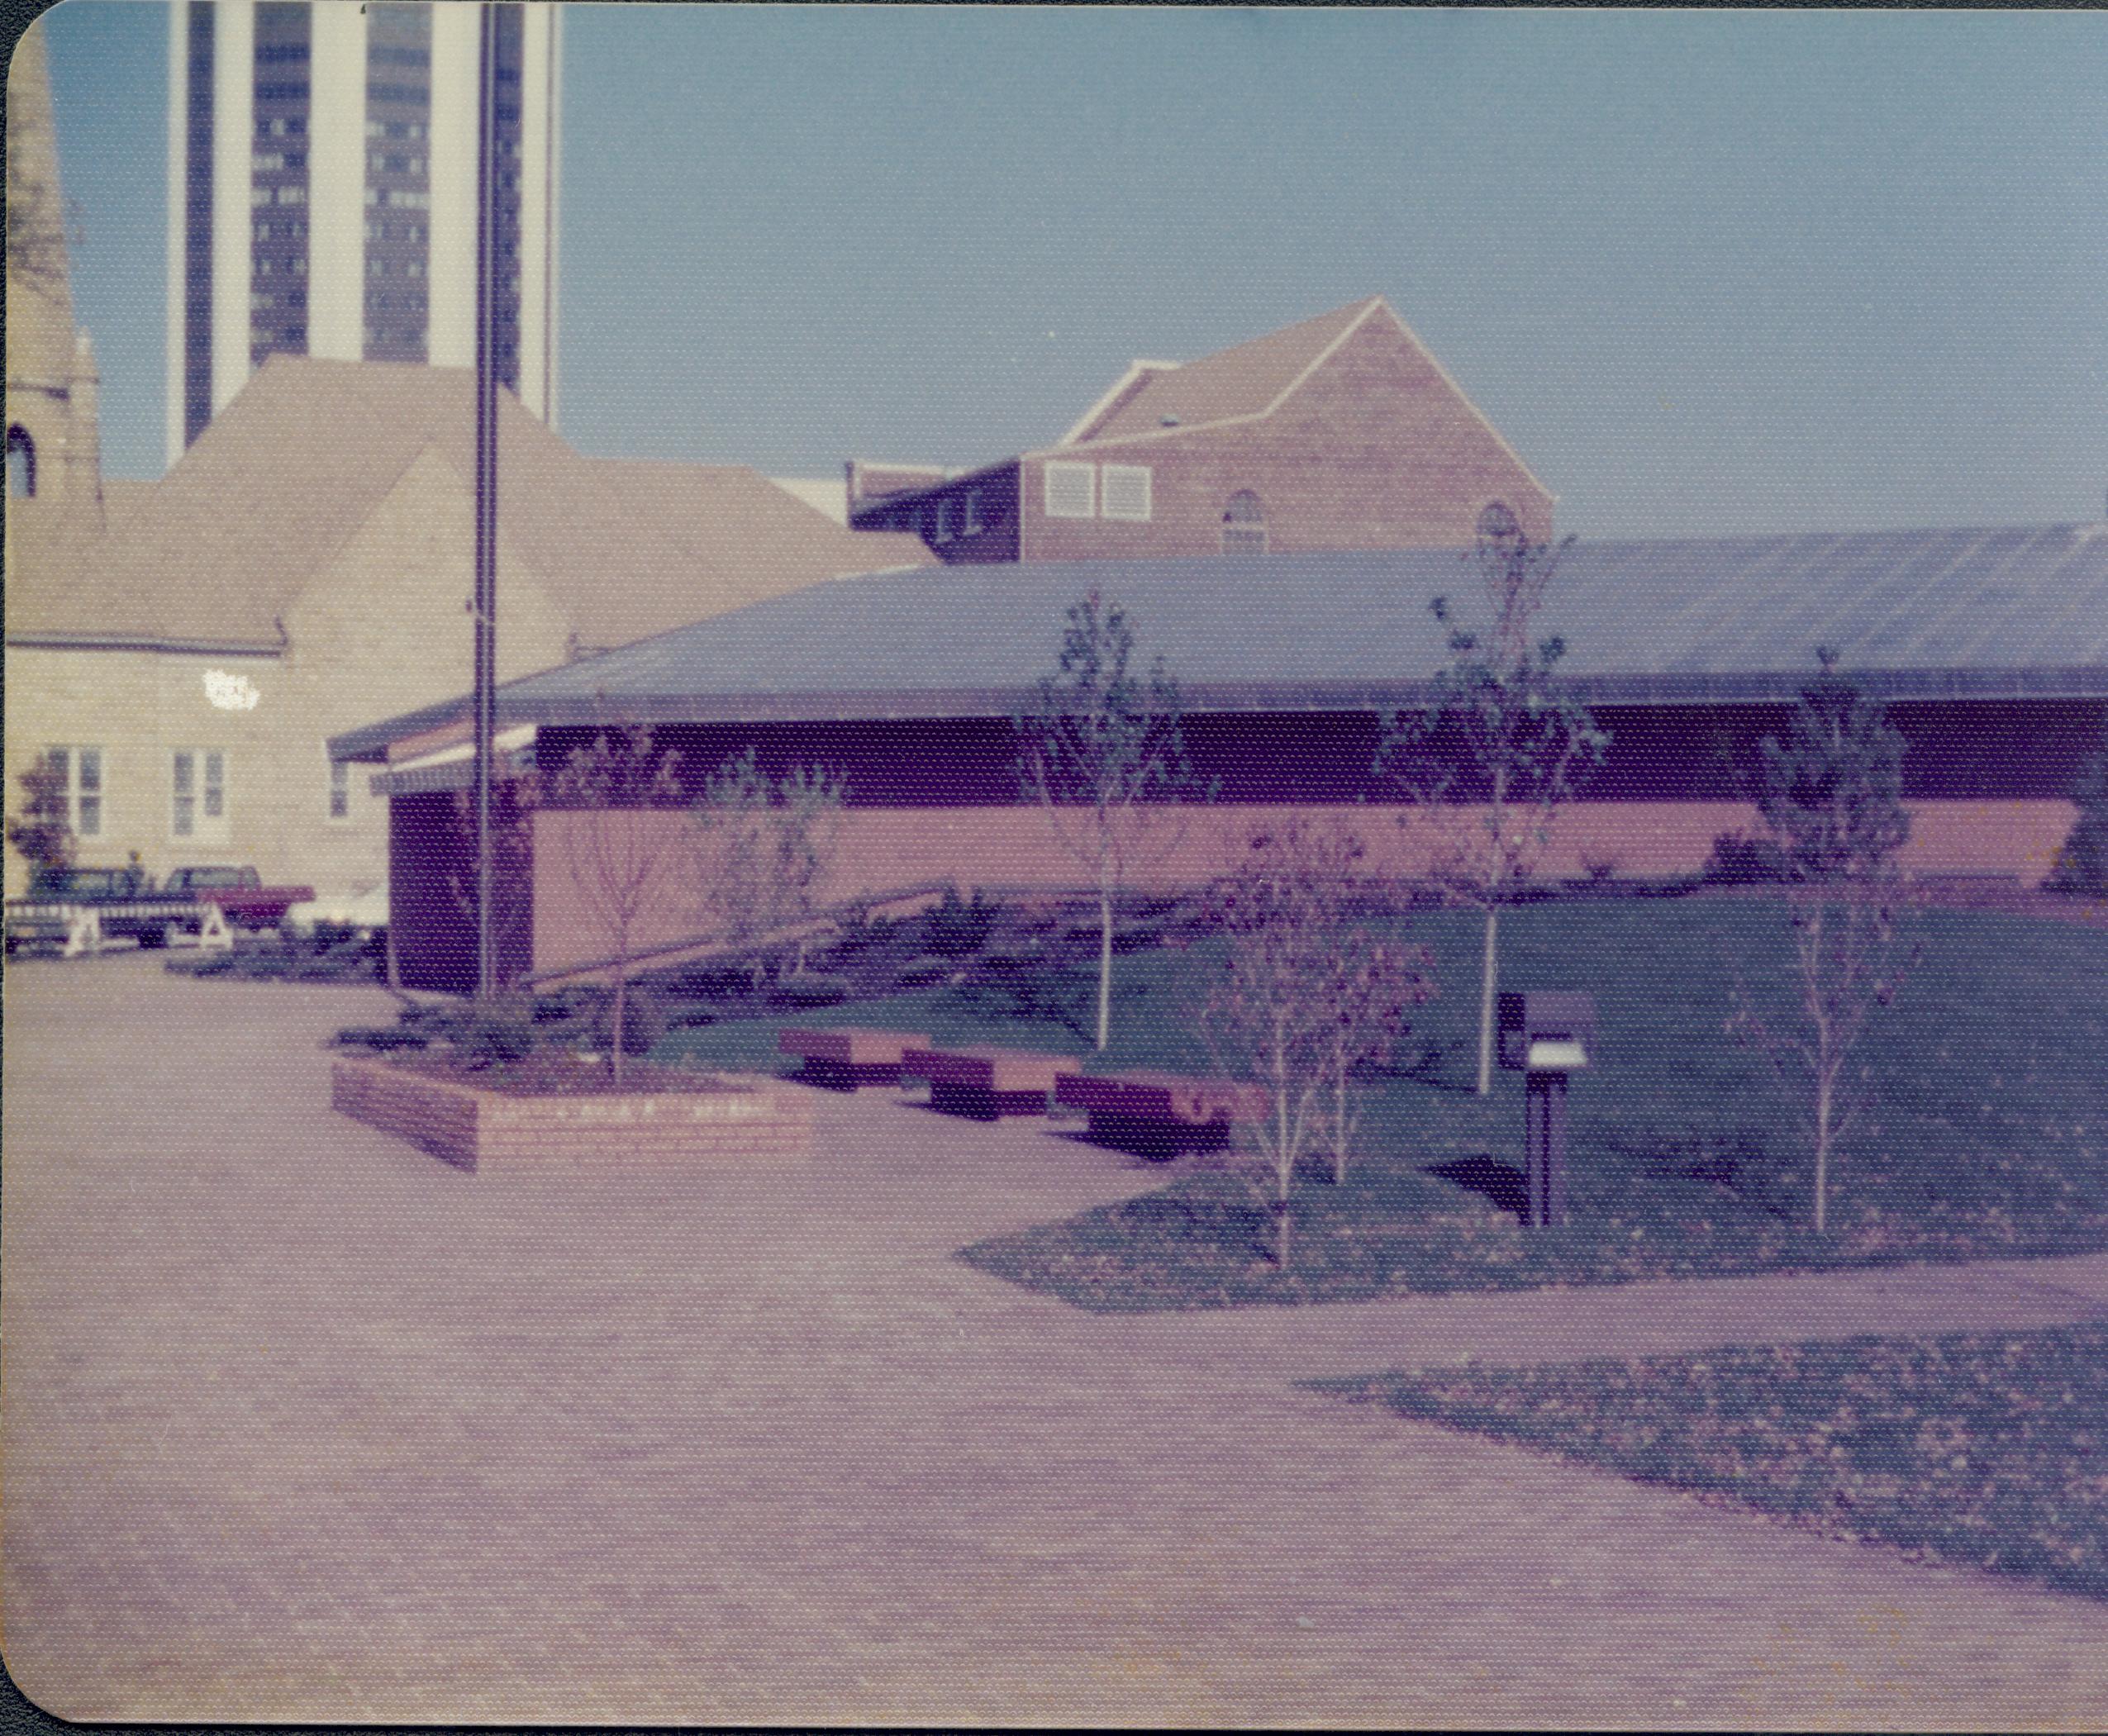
[1312,1325,2108,1602]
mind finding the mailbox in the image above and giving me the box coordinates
[1498,992,1596,1074]
[1496,991,1597,1229]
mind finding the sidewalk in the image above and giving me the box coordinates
[4,954,2106,1729]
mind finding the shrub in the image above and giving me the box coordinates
[335,1025,429,1053]
[924,887,1002,956]
[457,1011,537,1066]
[1703,831,1790,885]
[2047,727,2108,897]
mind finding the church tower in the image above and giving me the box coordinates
[5,14,103,522]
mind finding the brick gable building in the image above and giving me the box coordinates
[846,297,1552,564]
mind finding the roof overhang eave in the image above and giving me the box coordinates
[333,663,2108,766]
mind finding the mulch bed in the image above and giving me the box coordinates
[387,1051,746,1097]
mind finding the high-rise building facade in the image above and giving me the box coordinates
[166,0,560,463]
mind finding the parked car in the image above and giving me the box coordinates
[4,863,316,954]
[7,866,183,951]
[157,865,316,932]
[282,882,389,939]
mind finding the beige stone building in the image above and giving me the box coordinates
[6,18,928,902]
[3,349,933,901]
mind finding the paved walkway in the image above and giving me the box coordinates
[4,954,2106,1728]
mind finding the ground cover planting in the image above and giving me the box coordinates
[655,893,2107,1308]
[1311,1325,2108,1604]
[166,924,384,982]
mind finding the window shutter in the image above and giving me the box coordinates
[1043,461,1096,520]
[1100,464,1152,522]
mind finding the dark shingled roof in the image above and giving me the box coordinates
[332,525,2108,761]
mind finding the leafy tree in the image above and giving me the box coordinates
[692,749,845,986]
[545,723,687,1084]
[1204,820,1434,1266]
[443,772,540,994]
[1730,652,1914,1234]
[1316,926,1435,1185]
[1378,529,1606,1093]
[2047,723,2108,897]
[7,751,75,878]
[1020,592,1204,1050]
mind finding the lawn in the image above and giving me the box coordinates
[1311,1325,2108,1604]
[659,892,2108,1308]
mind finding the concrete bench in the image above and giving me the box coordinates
[1054,1069,1268,1158]
[902,1045,1074,1120]
[778,1027,930,1091]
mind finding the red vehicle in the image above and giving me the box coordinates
[157,865,316,933]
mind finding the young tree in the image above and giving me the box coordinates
[2047,723,2108,897]
[1203,821,1434,1264]
[1316,932,1435,1185]
[545,723,687,1084]
[7,751,75,879]
[1730,652,1913,1234]
[1020,592,1202,1050]
[692,749,844,986]
[1378,528,1606,1094]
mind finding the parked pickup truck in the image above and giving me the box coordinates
[158,865,315,930]
[5,864,315,954]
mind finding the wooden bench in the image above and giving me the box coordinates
[902,1045,1073,1120]
[1054,1070,1268,1158]
[778,1027,930,1091]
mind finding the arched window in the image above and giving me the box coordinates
[1222,489,1266,554]
[6,426,36,500]
[1476,501,1521,545]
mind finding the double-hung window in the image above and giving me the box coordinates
[172,749,228,843]
[45,746,103,839]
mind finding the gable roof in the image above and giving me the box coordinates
[331,525,2108,761]
[1058,296,1384,446]
[6,357,933,650]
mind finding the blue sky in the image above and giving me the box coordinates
[34,2,2108,536]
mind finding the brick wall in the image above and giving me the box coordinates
[332,1058,812,1170]
[522,795,2081,977]
[1014,312,1552,564]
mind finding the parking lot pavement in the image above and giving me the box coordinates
[6,954,2107,1728]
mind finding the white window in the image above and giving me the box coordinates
[1044,460,1096,519]
[251,188,271,207]
[276,184,305,206]
[963,488,983,535]
[171,749,228,844]
[328,758,351,822]
[45,746,103,839]
[1101,464,1153,522]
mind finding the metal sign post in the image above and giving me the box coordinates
[471,1,500,1001]
[1497,991,1596,1229]
[1523,1068,1569,1228]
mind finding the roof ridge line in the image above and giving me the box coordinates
[1373,299,1553,502]
[1254,294,1385,421]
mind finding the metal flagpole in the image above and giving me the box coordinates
[472,2,500,1001]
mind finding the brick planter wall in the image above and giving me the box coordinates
[331,1058,812,1172]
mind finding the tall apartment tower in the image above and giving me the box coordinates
[166,0,561,464]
